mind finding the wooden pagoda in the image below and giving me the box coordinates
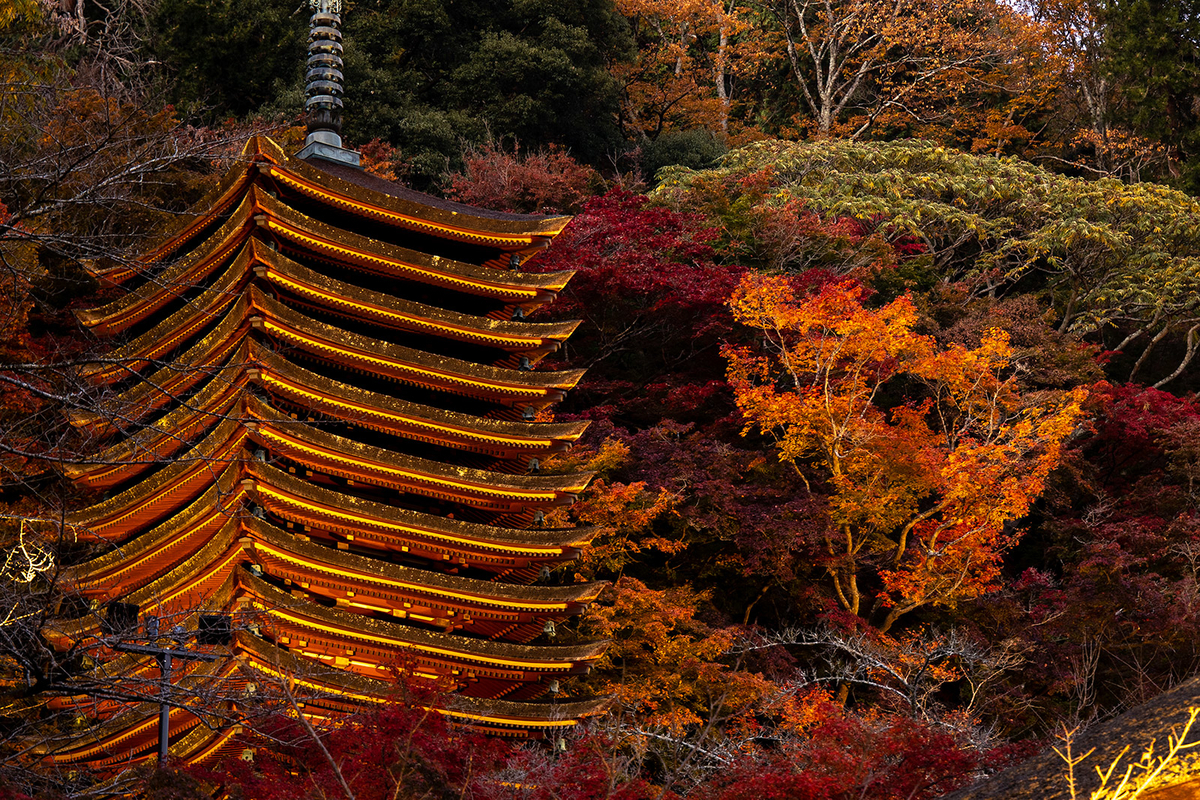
[39,135,607,771]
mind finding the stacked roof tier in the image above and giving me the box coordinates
[42,137,607,772]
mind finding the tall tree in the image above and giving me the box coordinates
[147,0,308,119]
[614,0,762,140]
[1104,0,1200,192]
[759,0,1007,138]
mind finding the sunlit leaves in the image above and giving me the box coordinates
[726,272,1089,630]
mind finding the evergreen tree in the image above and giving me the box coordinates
[1104,0,1200,192]
[145,0,633,185]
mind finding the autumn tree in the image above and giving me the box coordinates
[444,139,597,214]
[758,0,1013,138]
[978,383,1200,721]
[725,275,1088,632]
[614,0,762,141]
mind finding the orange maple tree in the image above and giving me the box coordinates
[614,0,765,140]
[725,275,1088,632]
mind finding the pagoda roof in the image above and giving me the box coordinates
[83,239,578,371]
[55,547,605,683]
[243,395,592,504]
[65,453,595,564]
[79,190,263,332]
[250,287,585,403]
[66,419,250,540]
[236,632,610,735]
[87,155,261,286]
[90,136,573,287]
[67,514,603,640]
[253,188,571,297]
[68,477,247,594]
[247,343,587,452]
[241,518,603,641]
[79,238,258,371]
[80,285,584,415]
[68,395,591,537]
[67,346,588,488]
[63,361,249,487]
[36,658,237,766]
[240,573,607,680]
[252,247,580,353]
[40,704,203,767]
[246,461,598,557]
[83,283,584,402]
[76,305,251,436]
[254,135,571,246]
[84,185,575,334]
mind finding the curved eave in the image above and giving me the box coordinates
[236,633,610,733]
[252,344,588,454]
[41,707,200,766]
[86,147,268,286]
[62,364,247,488]
[67,477,247,593]
[257,248,580,350]
[78,292,252,394]
[77,191,263,333]
[66,415,596,555]
[68,513,602,631]
[70,389,590,515]
[248,462,599,557]
[255,189,573,298]
[245,397,593,506]
[174,724,241,767]
[48,560,245,650]
[65,350,588,487]
[64,420,249,540]
[438,694,611,734]
[243,517,605,612]
[78,242,263,383]
[254,289,585,403]
[258,136,570,242]
[268,164,563,251]
[243,573,607,675]
[37,660,236,765]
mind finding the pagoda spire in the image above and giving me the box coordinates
[296,0,361,167]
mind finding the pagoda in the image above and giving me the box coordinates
[38,0,606,771]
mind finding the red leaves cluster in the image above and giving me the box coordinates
[192,696,662,800]
[445,141,597,214]
[529,189,746,426]
[708,712,976,800]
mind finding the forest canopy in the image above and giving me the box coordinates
[3,0,1200,797]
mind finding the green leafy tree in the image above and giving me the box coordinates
[657,139,1200,389]
[343,0,633,183]
[147,0,308,120]
[148,0,634,184]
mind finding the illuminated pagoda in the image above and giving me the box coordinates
[39,0,606,772]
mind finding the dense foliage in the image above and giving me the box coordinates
[3,0,1200,796]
